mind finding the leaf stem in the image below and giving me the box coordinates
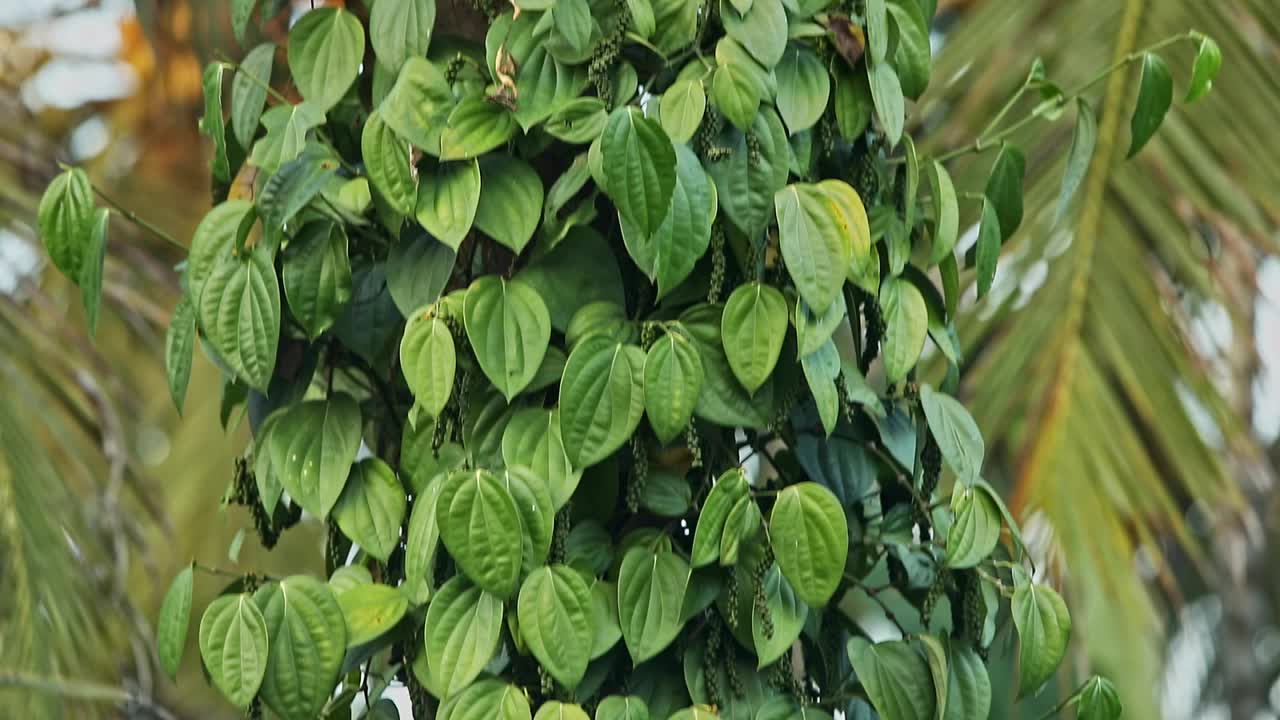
[89,183,186,250]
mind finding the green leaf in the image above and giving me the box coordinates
[199,247,280,391]
[232,0,257,45]
[535,702,590,720]
[503,409,583,509]
[983,143,1025,239]
[847,637,935,720]
[878,277,928,385]
[596,696,650,720]
[1077,676,1123,720]
[199,594,270,709]
[463,275,552,401]
[834,62,874,141]
[975,198,1001,298]
[282,221,352,339]
[711,59,763,131]
[588,580,623,658]
[868,60,905,148]
[231,43,274,150]
[599,107,677,238]
[267,393,362,518]
[386,230,455,316]
[775,182,855,312]
[545,98,609,144]
[287,7,364,112]
[1186,35,1221,103]
[401,476,442,603]
[362,109,418,216]
[945,485,1001,568]
[1128,53,1173,157]
[165,294,196,415]
[751,565,808,668]
[691,468,750,567]
[775,44,830,134]
[660,79,706,144]
[502,466,556,574]
[705,107,790,237]
[769,482,847,606]
[258,143,340,229]
[248,102,326,173]
[681,304,774,429]
[328,565,373,595]
[519,226,625,330]
[332,458,406,562]
[617,546,689,663]
[201,62,231,183]
[944,644,992,720]
[475,154,544,254]
[620,144,717,300]
[437,679,532,720]
[440,97,519,160]
[369,0,435,71]
[336,583,409,647]
[926,161,958,265]
[77,207,108,334]
[553,0,593,55]
[518,565,594,689]
[722,0,788,66]
[379,56,455,154]
[38,166,95,279]
[1052,99,1097,226]
[643,331,704,445]
[415,158,481,250]
[437,469,525,597]
[401,308,456,420]
[887,0,931,98]
[721,282,789,394]
[559,335,646,467]
[802,339,842,436]
[640,471,692,518]
[920,384,984,485]
[866,0,888,63]
[1011,568,1071,698]
[253,576,346,720]
[667,707,718,720]
[795,292,846,358]
[156,565,194,681]
[422,575,504,698]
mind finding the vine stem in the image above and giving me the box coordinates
[193,562,276,582]
[926,31,1200,165]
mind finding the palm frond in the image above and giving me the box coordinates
[922,0,1278,715]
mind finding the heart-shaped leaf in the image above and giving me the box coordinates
[558,335,646,468]
[769,482,847,606]
[422,575,504,698]
[362,109,418,216]
[199,246,280,391]
[401,307,456,420]
[282,221,352,339]
[415,158,481,250]
[518,565,595,689]
[369,0,435,72]
[267,393,362,518]
[253,576,347,720]
[332,458,406,562]
[337,583,409,647]
[156,565,194,681]
[199,594,270,710]
[643,330,704,445]
[463,275,552,401]
[617,546,689,663]
[721,281,788,395]
[878,277,928,385]
[287,7,365,112]
[1012,568,1071,698]
[598,107,677,239]
[475,154,544,255]
[437,469,524,598]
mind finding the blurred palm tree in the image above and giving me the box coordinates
[923,0,1279,716]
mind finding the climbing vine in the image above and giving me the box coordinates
[38,0,1219,718]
